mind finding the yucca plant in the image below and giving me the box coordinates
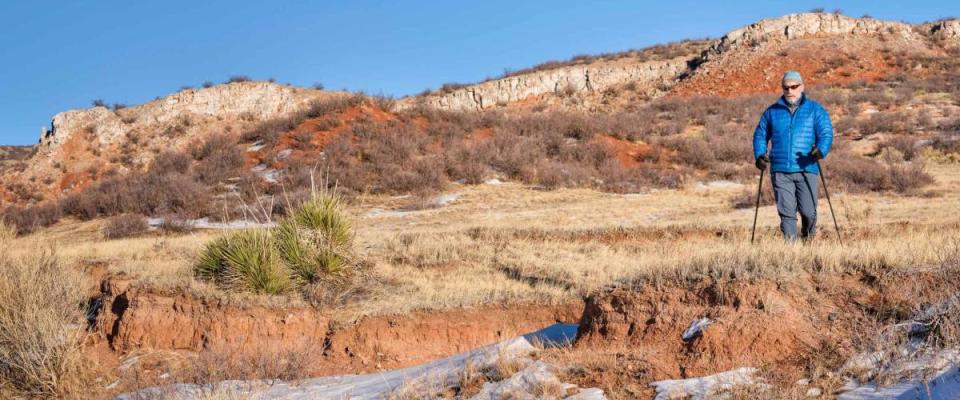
[194,229,291,294]
[275,194,353,283]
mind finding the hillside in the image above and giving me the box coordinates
[404,13,960,112]
[3,13,959,235]
[2,11,960,400]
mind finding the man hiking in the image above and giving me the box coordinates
[753,71,834,242]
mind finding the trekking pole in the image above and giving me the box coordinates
[750,167,765,244]
[816,159,843,246]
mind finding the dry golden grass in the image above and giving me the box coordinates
[5,162,959,318]
[0,219,14,243]
[0,249,89,398]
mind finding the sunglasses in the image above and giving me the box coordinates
[782,83,803,91]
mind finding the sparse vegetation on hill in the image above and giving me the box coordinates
[5,69,959,235]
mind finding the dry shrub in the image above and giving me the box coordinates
[731,180,775,209]
[0,250,88,398]
[828,153,934,194]
[662,136,716,169]
[876,136,920,160]
[1,203,62,235]
[192,134,244,185]
[185,339,318,384]
[102,214,149,239]
[159,216,195,234]
[151,150,192,174]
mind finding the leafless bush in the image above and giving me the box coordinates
[182,339,319,385]
[859,111,914,135]
[829,151,934,194]
[731,182,775,209]
[151,150,192,174]
[662,136,716,169]
[876,136,920,160]
[159,216,195,234]
[102,214,149,239]
[192,135,244,185]
[225,75,251,83]
[1,203,61,235]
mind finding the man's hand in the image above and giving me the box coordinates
[755,155,769,171]
[808,147,823,161]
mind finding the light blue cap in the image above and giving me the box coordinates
[783,70,803,83]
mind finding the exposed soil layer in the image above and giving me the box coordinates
[565,266,960,398]
[90,275,581,377]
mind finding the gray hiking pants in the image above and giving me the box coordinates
[771,172,819,241]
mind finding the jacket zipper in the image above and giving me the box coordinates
[789,107,795,171]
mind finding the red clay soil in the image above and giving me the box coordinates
[671,36,927,98]
[269,104,399,167]
[593,135,652,168]
[90,275,582,378]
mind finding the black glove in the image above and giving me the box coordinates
[754,155,770,171]
[809,147,823,161]
[755,155,769,171]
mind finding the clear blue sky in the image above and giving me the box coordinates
[0,1,955,145]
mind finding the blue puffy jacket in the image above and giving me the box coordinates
[753,94,834,174]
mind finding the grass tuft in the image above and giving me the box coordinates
[0,250,88,398]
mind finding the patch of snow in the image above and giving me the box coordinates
[118,355,141,371]
[650,367,762,400]
[145,217,274,230]
[191,218,275,230]
[484,178,504,185]
[276,149,293,159]
[838,350,960,400]
[682,317,712,341]
[116,324,600,400]
[470,360,605,400]
[251,164,267,172]
[565,388,608,399]
[246,141,265,152]
[864,108,880,115]
[261,169,279,183]
[433,193,460,206]
[365,208,412,218]
[694,180,744,190]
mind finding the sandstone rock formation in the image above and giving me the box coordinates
[405,13,957,112]
[402,57,689,112]
[40,81,325,154]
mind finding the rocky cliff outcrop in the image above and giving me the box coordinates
[702,12,919,60]
[926,19,960,44]
[401,57,690,112]
[407,13,954,112]
[39,81,326,154]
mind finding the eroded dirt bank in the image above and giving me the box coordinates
[89,275,582,378]
[565,266,960,398]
